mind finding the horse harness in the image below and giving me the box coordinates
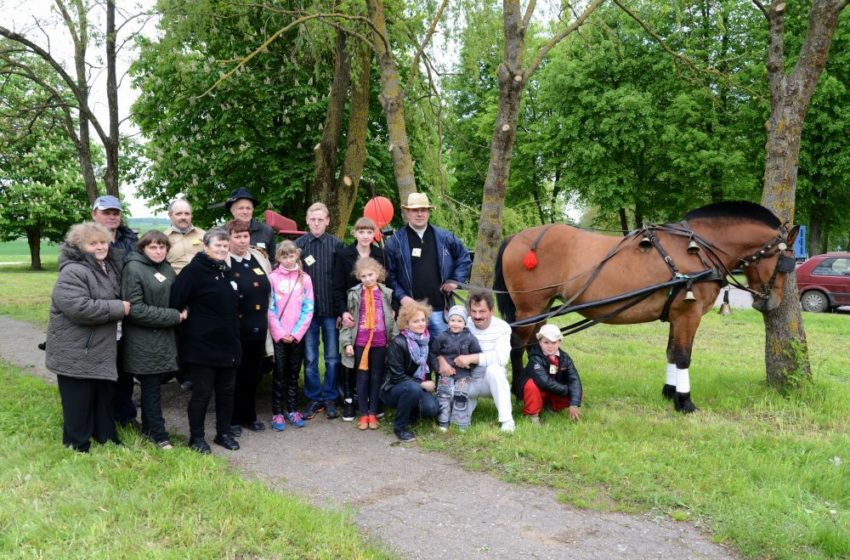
[504,220,795,337]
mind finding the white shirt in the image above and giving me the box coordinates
[467,316,512,368]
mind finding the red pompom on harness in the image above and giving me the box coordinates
[523,250,538,270]
[522,224,554,271]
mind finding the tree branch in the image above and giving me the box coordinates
[526,0,605,77]
[404,0,448,96]
[522,0,538,31]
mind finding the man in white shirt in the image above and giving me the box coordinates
[437,291,516,432]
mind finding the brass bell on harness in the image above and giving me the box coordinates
[684,289,696,302]
[687,239,700,254]
[719,288,732,316]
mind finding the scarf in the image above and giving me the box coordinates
[402,328,430,381]
[357,286,377,370]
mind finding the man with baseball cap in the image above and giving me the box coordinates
[384,192,471,338]
[91,195,138,261]
[224,188,276,259]
[90,194,139,428]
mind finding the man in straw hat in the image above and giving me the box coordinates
[384,192,472,338]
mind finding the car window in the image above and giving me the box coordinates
[812,258,850,276]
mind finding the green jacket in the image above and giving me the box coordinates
[339,283,398,369]
[120,251,181,375]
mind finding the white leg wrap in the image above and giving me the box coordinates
[676,368,691,394]
[665,363,677,386]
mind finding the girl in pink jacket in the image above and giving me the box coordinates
[267,240,314,431]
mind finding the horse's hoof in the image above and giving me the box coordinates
[674,392,699,413]
[662,384,676,400]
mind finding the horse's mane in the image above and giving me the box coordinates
[684,200,781,229]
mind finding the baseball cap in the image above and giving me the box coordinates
[92,195,122,211]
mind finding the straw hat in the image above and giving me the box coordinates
[401,192,435,210]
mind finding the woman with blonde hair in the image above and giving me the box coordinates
[380,300,439,442]
[46,222,130,452]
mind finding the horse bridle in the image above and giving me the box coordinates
[735,225,796,300]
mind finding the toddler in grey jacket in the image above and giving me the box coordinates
[429,305,482,431]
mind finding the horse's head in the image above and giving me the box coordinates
[740,224,800,312]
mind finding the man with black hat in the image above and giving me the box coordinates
[384,192,472,338]
[225,188,276,259]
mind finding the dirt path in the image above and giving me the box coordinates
[0,316,736,559]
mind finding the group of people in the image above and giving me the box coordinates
[45,190,583,453]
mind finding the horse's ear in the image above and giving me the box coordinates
[785,225,801,247]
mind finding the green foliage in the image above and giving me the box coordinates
[0,71,90,250]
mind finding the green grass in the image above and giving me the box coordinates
[418,310,850,560]
[0,263,56,329]
[0,363,392,560]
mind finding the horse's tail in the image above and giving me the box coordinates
[493,235,516,323]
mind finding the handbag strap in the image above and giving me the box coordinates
[275,271,302,320]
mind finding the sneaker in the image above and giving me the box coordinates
[394,429,416,442]
[528,414,541,425]
[500,420,516,433]
[286,411,306,428]
[157,439,174,450]
[438,424,449,433]
[358,416,369,430]
[325,401,340,419]
[302,400,325,420]
[368,415,379,430]
[342,399,355,421]
[271,414,286,431]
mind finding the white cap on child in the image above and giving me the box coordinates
[536,324,563,342]
[447,305,468,322]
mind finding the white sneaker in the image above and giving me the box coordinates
[500,420,516,433]
[438,425,449,433]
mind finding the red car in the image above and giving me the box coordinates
[795,252,850,312]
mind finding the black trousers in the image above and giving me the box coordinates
[271,339,304,415]
[137,373,169,443]
[187,364,236,439]
[232,339,265,425]
[113,341,137,424]
[57,375,119,451]
[354,345,386,416]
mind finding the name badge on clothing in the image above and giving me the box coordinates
[304,255,316,266]
[253,267,265,275]
[549,364,558,375]
[411,248,422,258]
[153,272,167,283]
[230,281,238,291]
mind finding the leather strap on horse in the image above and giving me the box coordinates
[523,225,555,270]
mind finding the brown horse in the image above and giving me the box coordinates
[493,201,799,413]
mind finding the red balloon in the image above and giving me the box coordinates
[364,196,394,229]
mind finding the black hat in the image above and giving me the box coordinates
[224,188,260,211]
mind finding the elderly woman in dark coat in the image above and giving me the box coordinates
[120,230,186,449]
[46,222,130,452]
[170,227,241,454]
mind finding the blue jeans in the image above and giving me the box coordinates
[303,315,340,402]
[428,310,448,339]
[381,379,439,432]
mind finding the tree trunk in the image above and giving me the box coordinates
[69,5,99,203]
[759,0,846,388]
[104,0,119,197]
[27,228,42,271]
[313,31,350,230]
[333,42,372,238]
[470,0,526,287]
[618,208,629,235]
[367,0,417,205]
[808,213,822,256]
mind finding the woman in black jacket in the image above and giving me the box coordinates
[170,227,241,453]
[380,300,439,442]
